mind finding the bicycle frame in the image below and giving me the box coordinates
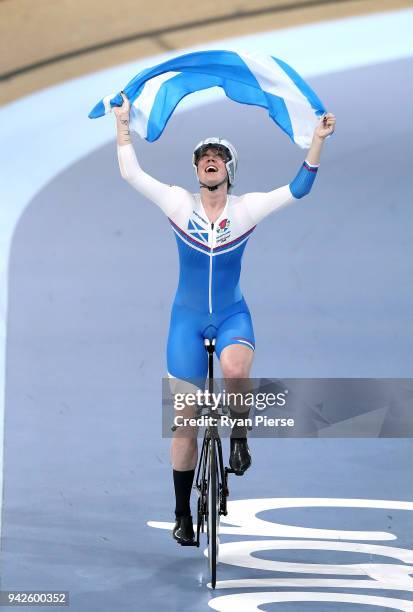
[172,338,232,587]
[192,339,232,587]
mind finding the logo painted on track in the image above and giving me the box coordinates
[148,497,413,610]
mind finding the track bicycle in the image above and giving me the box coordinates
[171,338,235,588]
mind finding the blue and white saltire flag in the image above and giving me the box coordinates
[89,50,326,149]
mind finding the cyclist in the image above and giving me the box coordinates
[114,92,336,545]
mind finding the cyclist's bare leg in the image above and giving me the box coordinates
[171,439,197,470]
[220,343,254,432]
[171,398,198,534]
[171,404,198,469]
[220,344,254,379]
[220,344,254,473]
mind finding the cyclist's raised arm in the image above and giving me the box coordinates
[240,160,318,225]
[241,113,336,225]
[115,93,192,219]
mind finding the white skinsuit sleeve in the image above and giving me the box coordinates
[117,143,192,220]
[241,160,319,225]
[241,185,295,225]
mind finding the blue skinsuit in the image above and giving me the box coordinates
[118,144,318,380]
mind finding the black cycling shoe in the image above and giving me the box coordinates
[172,515,195,545]
[229,438,252,475]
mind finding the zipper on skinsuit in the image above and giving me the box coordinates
[208,222,214,314]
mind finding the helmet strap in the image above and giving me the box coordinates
[199,177,228,192]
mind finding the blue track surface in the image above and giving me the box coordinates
[1,58,413,611]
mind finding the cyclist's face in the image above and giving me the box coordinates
[196,147,228,186]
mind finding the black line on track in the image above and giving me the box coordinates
[1,0,354,80]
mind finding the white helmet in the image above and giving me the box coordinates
[192,137,238,188]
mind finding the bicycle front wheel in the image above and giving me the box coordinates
[207,438,219,588]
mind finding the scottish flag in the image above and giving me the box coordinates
[89,50,326,149]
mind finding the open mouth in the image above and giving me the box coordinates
[205,165,218,173]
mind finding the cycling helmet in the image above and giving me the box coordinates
[192,137,238,189]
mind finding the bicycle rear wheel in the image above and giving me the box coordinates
[207,439,219,588]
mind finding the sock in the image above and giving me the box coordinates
[230,425,248,439]
[229,407,250,439]
[173,469,195,518]
[228,384,250,439]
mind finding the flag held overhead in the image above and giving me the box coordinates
[88,50,327,149]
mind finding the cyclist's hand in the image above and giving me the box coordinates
[113,91,130,117]
[315,112,336,139]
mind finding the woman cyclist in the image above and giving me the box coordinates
[114,92,336,545]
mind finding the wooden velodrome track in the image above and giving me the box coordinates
[1,0,412,105]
